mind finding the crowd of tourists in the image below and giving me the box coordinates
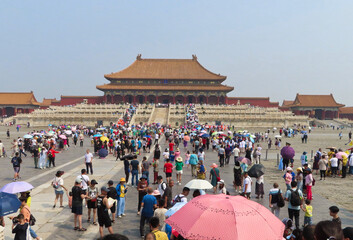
[1,104,353,240]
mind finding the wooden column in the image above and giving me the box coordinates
[172,96,176,104]
[217,96,220,105]
[206,96,209,104]
[111,95,114,104]
[321,110,326,120]
[104,95,107,103]
[144,95,147,103]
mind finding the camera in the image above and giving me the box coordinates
[12,217,19,224]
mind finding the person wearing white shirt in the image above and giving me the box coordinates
[154,133,159,144]
[84,149,94,175]
[330,155,339,177]
[218,180,227,194]
[233,146,240,164]
[78,169,90,191]
[242,172,252,199]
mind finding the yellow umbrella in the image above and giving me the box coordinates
[100,136,109,142]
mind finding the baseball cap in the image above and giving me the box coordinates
[91,179,98,185]
[75,176,82,184]
[101,186,110,192]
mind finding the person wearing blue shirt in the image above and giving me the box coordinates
[140,187,157,238]
[189,151,198,177]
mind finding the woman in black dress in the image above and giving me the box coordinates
[233,161,242,192]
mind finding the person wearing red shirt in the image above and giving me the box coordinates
[169,142,174,153]
[164,159,173,183]
[48,147,60,167]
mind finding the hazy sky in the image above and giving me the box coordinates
[1,1,352,106]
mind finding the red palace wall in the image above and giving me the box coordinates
[59,96,104,106]
[226,97,279,108]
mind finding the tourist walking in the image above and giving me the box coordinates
[163,159,173,184]
[285,181,303,229]
[218,145,225,167]
[153,200,168,232]
[97,186,114,238]
[39,147,47,169]
[87,179,98,225]
[162,180,174,209]
[233,161,242,192]
[137,175,148,215]
[269,183,282,217]
[175,157,184,184]
[189,151,198,177]
[11,152,22,181]
[130,156,140,187]
[242,172,252,199]
[84,149,94,175]
[48,147,59,168]
[209,163,220,194]
[116,178,128,218]
[107,180,117,223]
[32,145,39,169]
[141,156,151,185]
[140,187,157,238]
[319,155,328,180]
[52,170,67,208]
[305,169,313,200]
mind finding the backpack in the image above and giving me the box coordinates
[290,189,301,206]
[48,150,53,158]
[173,194,184,205]
[277,190,285,208]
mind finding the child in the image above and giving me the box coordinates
[301,199,313,227]
[169,151,175,163]
[153,199,167,231]
[197,160,207,180]
[329,206,341,227]
[68,191,73,209]
[185,150,190,168]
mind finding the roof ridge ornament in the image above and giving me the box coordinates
[192,54,197,60]
[136,54,142,60]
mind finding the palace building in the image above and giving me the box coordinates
[0,92,40,117]
[96,55,234,104]
[282,94,345,120]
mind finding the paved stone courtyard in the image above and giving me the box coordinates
[0,126,352,240]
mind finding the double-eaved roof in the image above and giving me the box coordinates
[104,55,226,81]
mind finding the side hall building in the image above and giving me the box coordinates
[283,94,344,120]
[96,55,234,104]
[0,92,40,117]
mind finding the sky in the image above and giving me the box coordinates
[1,0,352,106]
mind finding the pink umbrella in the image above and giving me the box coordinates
[336,152,348,159]
[166,194,284,240]
[240,157,251,165]
[59,134,67,139]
